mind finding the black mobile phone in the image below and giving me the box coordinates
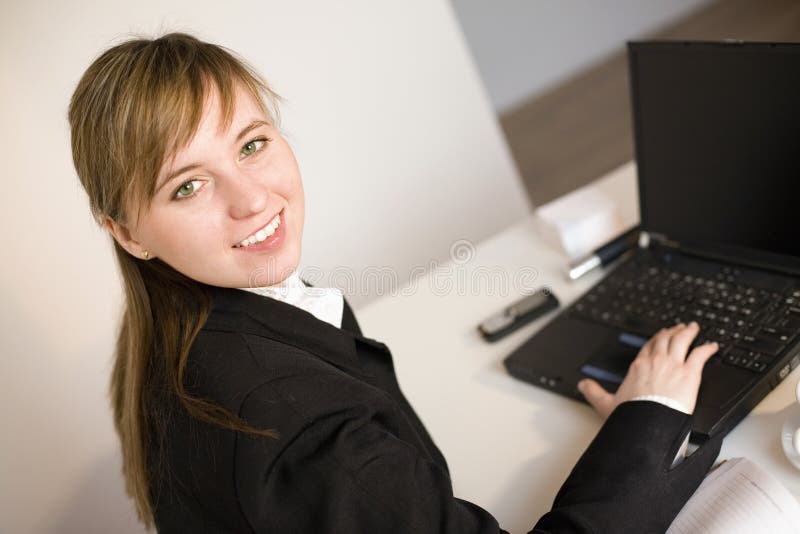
[477,287,559,342]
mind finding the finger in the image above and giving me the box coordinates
[653,325,679,355]
[578,378,615,419]
[641,328,665,357]
[685,341,719,372]
[667,322,699,359]
[638,332,657,357]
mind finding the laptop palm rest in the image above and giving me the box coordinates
[579,331,755,412]
[580,333,646,387]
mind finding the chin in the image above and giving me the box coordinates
[242,255,301,289]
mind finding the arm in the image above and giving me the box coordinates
[233,374,511,534]
[531,322,723,533]
[531,401,722,533]
[233,323,718,533]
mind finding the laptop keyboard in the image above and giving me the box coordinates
[572,257,800,375]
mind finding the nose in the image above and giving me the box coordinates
[224,170,269,220]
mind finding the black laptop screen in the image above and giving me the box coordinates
[629,42,800,265]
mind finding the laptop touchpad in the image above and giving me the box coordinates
[580,333,647,387]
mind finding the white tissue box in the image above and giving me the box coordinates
[536,183,625,261]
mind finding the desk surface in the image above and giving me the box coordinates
[356,161,800,534]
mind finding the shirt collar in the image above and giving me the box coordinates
[237,269,307,299]
[237,270,344,329]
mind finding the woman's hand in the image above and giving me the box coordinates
[578,322,718,419]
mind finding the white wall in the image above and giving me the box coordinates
[0,1,529,532]
[451,0,714,114]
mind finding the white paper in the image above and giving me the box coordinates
[667,457,800,534]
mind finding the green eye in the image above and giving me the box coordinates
[240,137,271,159]
[242,141,259,156]
[174,179,202,200]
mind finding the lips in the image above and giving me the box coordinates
[233,209,283,248]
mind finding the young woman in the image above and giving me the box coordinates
[68,32,723,533]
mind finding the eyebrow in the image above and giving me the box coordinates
[156,119,270,194]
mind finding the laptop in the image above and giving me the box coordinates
[504,40,800,442]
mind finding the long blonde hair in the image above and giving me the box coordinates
[68,32,281,529]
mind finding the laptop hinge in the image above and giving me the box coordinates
[642,232,800,278]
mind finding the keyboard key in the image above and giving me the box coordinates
[735,334,785,356]
[776,316,800,331]
[571,259,798,357]
[752,352,778,363]
[735,352,754,370]
[757,326,795,344]
[724,347,747,366]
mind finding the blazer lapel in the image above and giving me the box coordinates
[340,297,363,337]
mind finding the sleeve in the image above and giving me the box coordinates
[630,395,692,467]
[630,394,689,414]
[233,374,511,534]
[233,375,719,534]
[531,400,723,534]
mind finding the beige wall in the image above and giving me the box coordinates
[0,0,529,532]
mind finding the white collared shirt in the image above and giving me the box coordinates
[237,270,344,329]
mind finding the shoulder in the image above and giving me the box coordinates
[188,326,390,422]
[184,325,353,416]
[237,364,396,432]
[191,327,326,371]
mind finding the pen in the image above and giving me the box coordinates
[567,225,641,281]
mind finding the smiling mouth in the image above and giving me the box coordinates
[233,211,282,248]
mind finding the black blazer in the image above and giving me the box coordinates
[148,284,722,533]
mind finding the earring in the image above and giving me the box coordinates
[142,251,150,259]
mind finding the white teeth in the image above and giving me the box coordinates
[234,213,281,248]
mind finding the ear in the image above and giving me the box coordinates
[102,215,155,260]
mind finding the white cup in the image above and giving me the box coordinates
[781,378,800,469]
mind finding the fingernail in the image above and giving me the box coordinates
[690,321,698,328]
[577,380,586,392]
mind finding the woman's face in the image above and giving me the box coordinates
[108,83,305,288]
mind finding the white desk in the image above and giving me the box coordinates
[356,162,800,534]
